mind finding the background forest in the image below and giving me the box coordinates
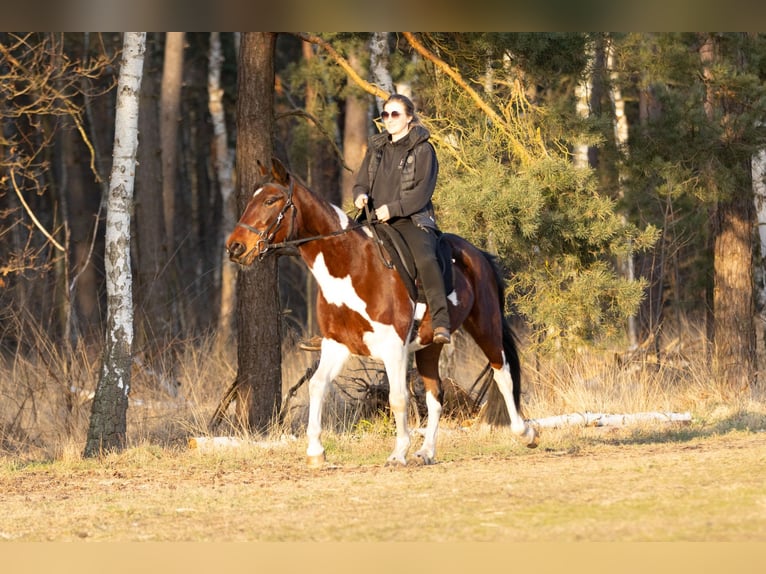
[2,32,766,455]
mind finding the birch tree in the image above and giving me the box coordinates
[370,32,394,114]
[208,32,237,346]
[84,32,146,457]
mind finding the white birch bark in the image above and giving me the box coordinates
[607,38,638,349]
[369,32,394,115]
[84,32,145,456]
[528,411,691,428]
[208,32,237,345]
[752,142,766,312]
[573,39,594,169]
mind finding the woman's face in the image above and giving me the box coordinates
[382,101,411,141]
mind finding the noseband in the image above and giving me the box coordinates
[235,180,296,259]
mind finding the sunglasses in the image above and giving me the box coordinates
[381,110,404,120]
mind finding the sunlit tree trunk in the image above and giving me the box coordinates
[341,49,369,206]
[606,37,638,350]
[208,32,237,347]
[234,32,282,432]
[573,37,594,169]
[699,33,756,389]
[160,32,184,252]
[84,32,145,457]
[370,32,394,115]
[753,143,766,356]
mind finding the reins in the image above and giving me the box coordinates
[235,178,393,269]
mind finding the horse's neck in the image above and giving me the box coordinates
[293,185,383,278]
[294,185,346,238]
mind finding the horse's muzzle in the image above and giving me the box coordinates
[227,241,246,261]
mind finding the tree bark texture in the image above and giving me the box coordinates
[234,32,282,432]
[341,49,369,206]
[700,33,757,389]
[134,34,170,350]
[85,32,145,457]
[160,32,184,252]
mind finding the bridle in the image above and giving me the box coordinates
[235,179,297,259]
[234,178,384,262]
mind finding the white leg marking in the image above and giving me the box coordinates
[378,345,411,465]
[492,362,530,436]
[415,390,442,464]
[306,340,350,459]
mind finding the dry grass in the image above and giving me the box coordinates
[2,322,766,541]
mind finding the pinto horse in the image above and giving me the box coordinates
[226,158,538,467]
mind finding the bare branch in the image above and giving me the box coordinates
[9,168,65,252]
[401,32,540,165]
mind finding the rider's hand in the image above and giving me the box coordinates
[354,194,368,209]
[375,205,390,222]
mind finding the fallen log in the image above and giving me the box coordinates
[528,411,692,429]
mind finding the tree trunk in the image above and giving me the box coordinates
[209,32,237,348]
[370,33,394,115]
[753,142,766,360]
[234,32,282,432]
[160,32,184,252]
[134,34,170,351]
[573,37,593,169]
[606,37,638,350]
[699,33,757,389]
[341,48,369,206]
[84,32,146,457]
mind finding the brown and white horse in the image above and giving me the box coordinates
[226,158,538,467]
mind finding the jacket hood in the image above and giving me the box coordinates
[370,124,431,150]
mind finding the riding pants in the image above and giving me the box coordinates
[389,218,451,332]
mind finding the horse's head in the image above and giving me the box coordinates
[226,158,295,265]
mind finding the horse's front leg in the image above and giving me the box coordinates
[413,345,444,465]
[383,346,412,466]
[306,340,350,468]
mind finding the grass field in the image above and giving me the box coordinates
[2,328,766,545]
[2,408,765,542]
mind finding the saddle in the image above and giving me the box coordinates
[372,222,454,304]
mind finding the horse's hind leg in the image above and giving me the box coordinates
[413,345,444,464]
[305,340,350,467]
[491,364,538,446]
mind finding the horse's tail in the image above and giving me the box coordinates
[479,249,522,426]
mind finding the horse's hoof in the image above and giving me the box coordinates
[306,452,326,468]
[413,450,435,465]
[524,426,540,449]
[385,456,407,467]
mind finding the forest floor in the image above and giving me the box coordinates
[2,413,766,544]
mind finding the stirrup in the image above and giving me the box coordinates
[433,327,451,345]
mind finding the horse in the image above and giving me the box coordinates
[226,158,538,467]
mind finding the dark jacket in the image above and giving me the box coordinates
[353,124,439,229]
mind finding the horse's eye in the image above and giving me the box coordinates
[264,197,279,206]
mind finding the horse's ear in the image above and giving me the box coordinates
[271,157,290,186]
[256,160,269,178]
